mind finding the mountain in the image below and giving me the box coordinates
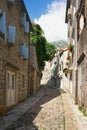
[52,40,68,48]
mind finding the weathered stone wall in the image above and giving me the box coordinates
[0,0,29,106]
[78,25,87,107]
[0,52,6,105]
[29,44,40,94]
[70,1,87,109]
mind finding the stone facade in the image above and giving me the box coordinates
[0,0,31,112]
[41,61,51,86]
[29,43,40,94]
[65,0,87,112]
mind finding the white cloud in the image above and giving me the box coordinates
[34,0,67,42]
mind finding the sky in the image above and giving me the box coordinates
[24,0,67,43]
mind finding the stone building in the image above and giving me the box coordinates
[57,48,72,91]
[41,61,51,86]
[0,0,32,113]
[29,43,40,95]
[65,0,87,112]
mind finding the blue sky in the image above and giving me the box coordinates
[24,0,55,21]
[24,0,67,42]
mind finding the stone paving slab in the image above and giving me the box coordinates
[0,87,45,130]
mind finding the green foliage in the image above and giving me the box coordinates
[78,106,87,117]
[53,40,68,48]
[45,42,56,61]
[83,112,87,116]
[30,24,56,71]
[63,68,68,77]
[68,43,74,52]
[78,106,83,111]
[38,125,47,130]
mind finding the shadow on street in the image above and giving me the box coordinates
[6,75,66,130]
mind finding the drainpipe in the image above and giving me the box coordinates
[28,20,33,96]
[28,25,30,96]
[74,0,79,104]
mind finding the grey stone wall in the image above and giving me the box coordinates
[71,0,87,110]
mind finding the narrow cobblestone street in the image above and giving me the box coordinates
[6,86,65,130]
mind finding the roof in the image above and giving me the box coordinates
[57,48,68,51]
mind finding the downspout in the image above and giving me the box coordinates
[75,0,78,104]
[28,25,30,96]
[28,20,33,96]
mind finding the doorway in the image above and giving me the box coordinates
[6,70,16,107]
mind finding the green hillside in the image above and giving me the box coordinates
[52,40,68,48]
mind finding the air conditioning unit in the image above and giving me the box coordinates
[68,8,72,19]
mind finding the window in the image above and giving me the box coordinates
[72,28,75,39]
[8,25,16,45]
[22,75,25,88]
[70,18,72,26]
[77,0,85,39]
[21,13,26,26]
[24,21,29,33]
[12,74,15,89]
[8,0,15,5]
[20,43,28,60]
[0,12,6,39]
[7,73,10,88]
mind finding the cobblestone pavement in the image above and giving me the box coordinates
[6,86,65,130]
[61,89,87,130]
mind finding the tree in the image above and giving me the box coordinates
[30,24,56,72]
[45,42,56,61]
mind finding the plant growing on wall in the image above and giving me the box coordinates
[63,68,68,77]
[67,52,70,60]
[30,24,56,74]
[68,43,74,52]
[66,62,69,65]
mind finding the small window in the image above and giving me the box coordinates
[77,0,85,39]
[0,12,6,39]
[8,0,15,5]
[20,43,28,60]
[60,64,61,71]
[24,21,29,33]
[8,25,16,45]
[70,18,72,26]
[21,13,26,26]
[7,73,10,88]
[12,74,15,89]
[22,75,25,88]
